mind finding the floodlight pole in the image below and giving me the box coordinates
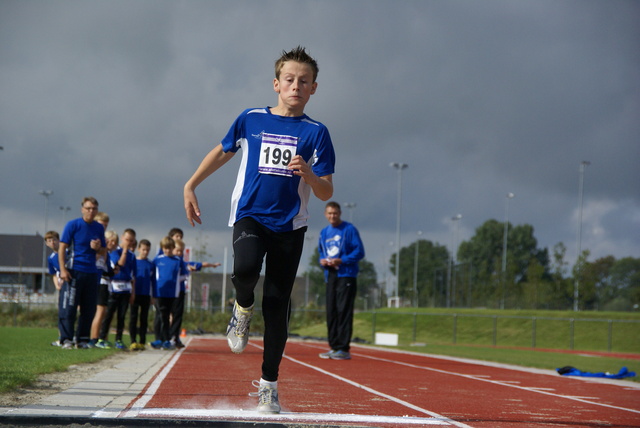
[343,202,356,223]
[39,190,53,294]
[413,230,422,307]
[447,214,462,308]
[390,162,408,305]
[501,192,515,309]
[573,161,590,312]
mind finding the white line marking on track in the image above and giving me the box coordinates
[137,408,452,425]
[280,351,473,428]
[116,345,188,419]
[354,351,640,415]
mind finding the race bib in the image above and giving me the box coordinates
[258,133,297,177]
[111,280,132,293]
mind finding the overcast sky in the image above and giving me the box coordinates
[1,0,638,282]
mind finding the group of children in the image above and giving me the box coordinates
[47,223,218,351]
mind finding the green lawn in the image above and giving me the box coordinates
[0,327,118,394]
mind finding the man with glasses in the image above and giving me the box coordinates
[58,197,106,349]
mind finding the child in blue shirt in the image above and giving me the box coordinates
[98,229,137,350]
[183,47,335,413]
[130,239,153,351]
[151,236,188,350]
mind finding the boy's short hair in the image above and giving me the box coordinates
[123,228,136,237]
[173,239,185,250]
[275,46,319,82]
[138,239,151,248]
[95,212,110,223]
[44,230,59,240]
[160,236,175,250]
[168,227,183,238]
[325,201,341,212]
[81,196,99,207]
[105,230,118,242]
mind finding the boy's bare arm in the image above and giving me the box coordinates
[184,144,236,226]
[288,154,333,201]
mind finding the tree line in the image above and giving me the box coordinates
[304,219,640,311]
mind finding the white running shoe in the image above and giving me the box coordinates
[319,349,336,359]
[250,380,281,413]
[226,301,253,354]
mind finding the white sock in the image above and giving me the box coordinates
[260,378,277,389]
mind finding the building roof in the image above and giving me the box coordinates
[0,233,51,271]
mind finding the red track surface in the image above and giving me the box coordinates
[122,337,640,427]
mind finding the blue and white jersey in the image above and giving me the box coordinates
[135,258,154,297]
[153,254,188,298]
[318,221,365,280]
[48,251,61,276]
[222,108,336,233]
[60,217,106,273]
[109,247,137,293]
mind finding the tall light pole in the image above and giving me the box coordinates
[574,161,590,312]
[390,162,408,303]
[501,192,515,309]
[39,190,53,294]
[304,234,315,307]
[343,202,356,223]
[413,230,422,307]
[447,214,462,308]
[59,206,71,228]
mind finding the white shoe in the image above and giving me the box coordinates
[250,380,280,413]
[226,301,253,354]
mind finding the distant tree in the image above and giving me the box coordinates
[389,239,449,306]
[609,257,640,311]
[457,220,549,308]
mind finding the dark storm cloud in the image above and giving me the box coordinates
[0,0,638,276]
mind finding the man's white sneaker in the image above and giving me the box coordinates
[226,301,253,354]
[250,380,281,413]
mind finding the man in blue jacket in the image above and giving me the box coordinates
[318,201,365,360]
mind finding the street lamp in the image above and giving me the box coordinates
[574,161,590,312]
[59,206,71,228]
[39,190,53,294]
[447,214,462,308]
[501,192,515,309]
[390,162,408,303]
[343,202,356,223]
[413,230,423,307]
[304,234,315,307]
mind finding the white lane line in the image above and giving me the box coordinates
[281,351,473,428]
[116,345,187,418]
[354,351,640,415]
[137,408,451,425]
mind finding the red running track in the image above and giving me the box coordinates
[121,337,640,427]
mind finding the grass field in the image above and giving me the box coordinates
[0,307,638,396]
[0,327,118,394]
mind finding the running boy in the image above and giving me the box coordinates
[183,46,335,413]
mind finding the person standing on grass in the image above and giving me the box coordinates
[97,229,137,350]
[183,46,335,413]
[58,197,106,349]
[45,230,64,347]
[318,201,365,361]
[129,239,153,351]
[89,212,112,347]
